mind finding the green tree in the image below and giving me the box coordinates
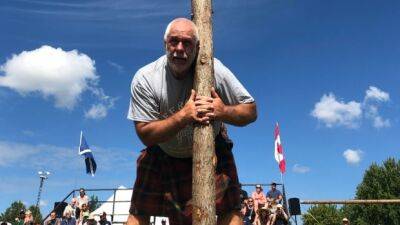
[303,204,343,225]
[0,201,26,223]
[343,158,400,225]
[89,195,101,212]
[27,205,42,224]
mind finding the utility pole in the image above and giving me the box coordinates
[191,0,216,225]
[36,171,50,208]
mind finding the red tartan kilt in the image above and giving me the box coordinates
[129,134,241,224]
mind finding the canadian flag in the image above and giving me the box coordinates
[274,123,286,173]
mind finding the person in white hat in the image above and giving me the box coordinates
[342,218,349,225]
[251,184,267,210]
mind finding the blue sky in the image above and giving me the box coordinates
[0,0,399,222]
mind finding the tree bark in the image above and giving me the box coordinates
[191,0,216,225]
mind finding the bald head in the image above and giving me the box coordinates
[164,18,199,42]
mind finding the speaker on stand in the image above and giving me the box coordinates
[288,198,301,225]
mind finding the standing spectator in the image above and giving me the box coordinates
[270,205,288,225]
[77,188,89,209]
[266,183,282,205]
[342,218,350,225]
[63,198,78,218]
[23,210,33,225]
[242,198,256,225]
[44,212,60,225]
[61,212,76,225]
[252,184,267,210]
[98,212,111,225]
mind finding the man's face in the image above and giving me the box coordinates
[165,21,198,78]
[256,187,261,193]
[271,185,276,191]
[80,190,85,197]
[50,212,56,220]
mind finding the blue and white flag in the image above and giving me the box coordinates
[79,131,97,176]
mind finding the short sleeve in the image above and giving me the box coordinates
[214,59,255,105]
[127,71,160,122]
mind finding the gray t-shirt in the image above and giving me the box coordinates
[128,55,254,158]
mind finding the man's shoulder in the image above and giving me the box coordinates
[134,55,167,81]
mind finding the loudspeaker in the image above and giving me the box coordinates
[288,198,301,215]
[53,202,68,218]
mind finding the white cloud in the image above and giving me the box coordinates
[84,87,116,120]
[343,149,363,165]
[365,86,390,102]
[0,140,135,171]
[363,86,391,129]
[39,200,48,207]
[0,45,97,109]
[312,86,392,129]
[0,45,115,119]
[292,164,310,173]
[107,60,124,73]
[85,103,108,119]
[311,93,362,128]
[373,116,390,128]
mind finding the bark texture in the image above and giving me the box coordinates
[191,0,216,225]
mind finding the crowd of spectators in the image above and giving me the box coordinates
[42,188,111,225]
[241,183,288,225]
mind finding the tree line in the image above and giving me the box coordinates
[303,157,400,225]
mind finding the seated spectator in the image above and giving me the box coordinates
[242,197,256,225]
[83,215,97,225]
[252,184,267,210]
[23,210,33,225]
[61,212,76,225]
[98,212,111,225]
[266,182,282,205]
[270,204,288,225]
[44,212,60,225]
[63,198,78,218]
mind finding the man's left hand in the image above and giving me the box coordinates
[194,88,226,121]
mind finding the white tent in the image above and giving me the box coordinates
[92,186,169,225]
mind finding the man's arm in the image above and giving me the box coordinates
[135,90,209,147]
[198,88,257,127]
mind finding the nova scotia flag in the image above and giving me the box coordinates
[79,131,97,176]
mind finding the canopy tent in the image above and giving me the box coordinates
[92,186,169,225]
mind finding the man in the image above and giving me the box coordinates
[98,212,111,225]
[342,218,350,225]
[127,18,257,225]
[252,184,267,210]
[266,183,282,205]
[61,212,76,225]
[44,212,60,225]
[63,198,77,218]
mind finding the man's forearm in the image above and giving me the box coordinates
[221,102,257,126]
[135,111,188,146]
